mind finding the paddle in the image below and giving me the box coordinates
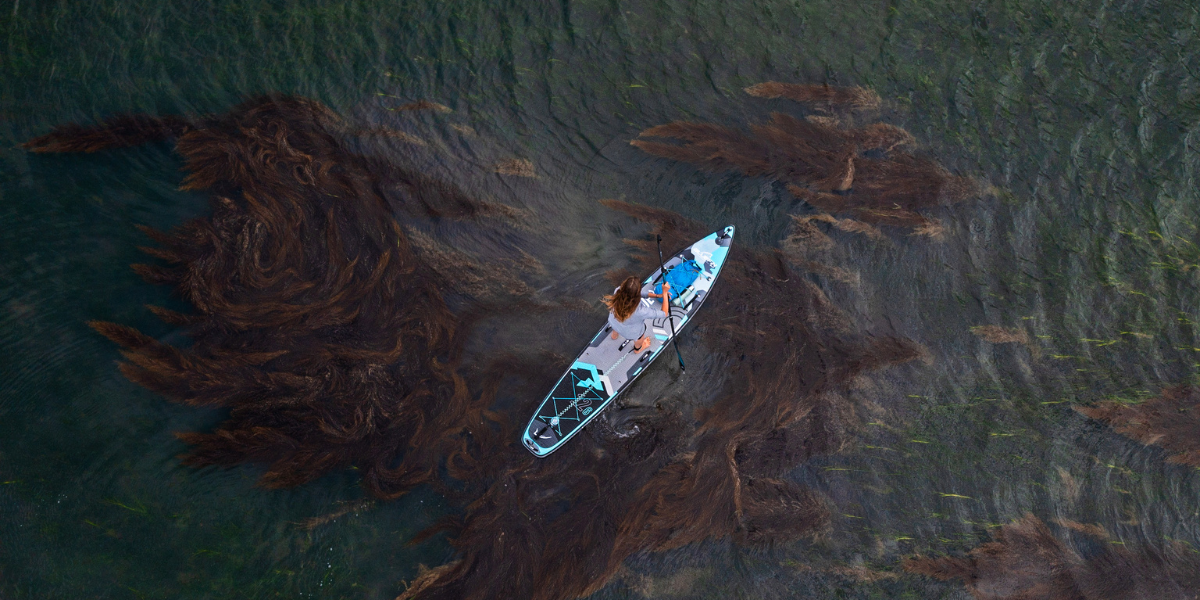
[656,234,686,373]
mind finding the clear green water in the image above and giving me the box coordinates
[2,0,1199,598]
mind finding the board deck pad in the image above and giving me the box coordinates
[523,226,735,457]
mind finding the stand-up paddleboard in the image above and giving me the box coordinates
[522,226,735,457]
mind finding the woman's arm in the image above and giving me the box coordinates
[660,283,670,314]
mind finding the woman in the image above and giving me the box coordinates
[603,276,670,353]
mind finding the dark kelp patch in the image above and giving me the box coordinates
[1075,386,1200,467]
[29,96,510,498]
[397,201,925,599]
[904,514,1200,600]
[632,83,981,236]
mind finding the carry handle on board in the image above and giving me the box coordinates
[656,235,686,373]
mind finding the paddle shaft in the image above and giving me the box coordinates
[656,235,686,373]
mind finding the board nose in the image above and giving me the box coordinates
[717,225,735,247]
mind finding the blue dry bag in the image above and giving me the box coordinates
[655,260,702,301]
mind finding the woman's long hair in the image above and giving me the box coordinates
[603,276,642,322]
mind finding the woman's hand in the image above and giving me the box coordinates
[660,283,671,313]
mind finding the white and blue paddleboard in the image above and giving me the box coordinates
[522,226,735,457]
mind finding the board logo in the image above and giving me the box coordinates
[576,390,593,408]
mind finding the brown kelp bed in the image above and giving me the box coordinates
[26,96,511,497]
[31,94,923,599]
[632,82,981,239]
[1075,386,1200,467]
[904,514,1200,599]
[399,201,924,600]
